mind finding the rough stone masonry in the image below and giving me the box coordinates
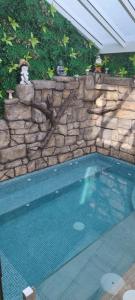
[0,74,135,181]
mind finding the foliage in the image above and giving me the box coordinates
[0,0,135,117]
[0,0,98,116]
[129,54,135,67]
[101,53,135,77]
[118,67,128,78]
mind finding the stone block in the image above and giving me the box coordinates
[5,102,31,121]
[5,159,22,169]
[65,136,76,145]
[104,91,118,101]
[36,158,47,170]
[63,90,70,99]
[40,123,50,132]
[42,147,54,156]
[116,110,135,119]
[104,140,112,149]
[48,156,58,166]
[77,108,88,121]
[121,101,135,111]
[0,144,26,163]
[96,98,106,108]
[100,129,112,140]
[16,84,34,104]
[27,160,36,173]
[77,80,84,99]
[120,143,135,155]
[96,116,102,127]
[112,131,119,141]
[0,120,8,130]
[80,119,95,129]
[119,151,134,163]
[104,76,132,86]
[118,118,131,129]
[84,89,96,101]
[56,82,64,91]
[48,136,55,147]
[32,80,56,90]
[73,149,83,157]
[55,134,65,147]
[8,120,26,129]
[83,147,91,154]
[0,121,10,149]
[11,135,24,144]
[84,127,99,140]
[41,89,52,102]
[102,117,118,129]
[96,138,103,147]
[33,90,42,103]
[68,129,79,136]
[118,128,129,135]
[110,148,120,158]
[54,146,70,155]
[25,133,37,144]
[15,165,27,176]
[128,134,135,146]
[58,152,72,163]
[37,132,46,142]
[85,75,95,90]
[97,147,110,155]
[111,141,120,150]
[77,140,86,147]
[91,146,96,152]
[53,91,62,107]
[59,114,67,125]
[65,81,79,90]
[86,140,95,146]
[57,124,67,135]
[32,108,46,123]
[53,76,74,82]
[28,149,41,160]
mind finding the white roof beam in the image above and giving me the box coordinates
[100,41,135,54]
[119,0,135,21]
[78,0,126,47]
[46,0,102,48]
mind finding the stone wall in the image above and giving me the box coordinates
[0,75,135,181]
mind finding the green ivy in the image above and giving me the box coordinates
[0,0,134,118]
[0,0,98,116]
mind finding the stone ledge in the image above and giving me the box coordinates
[103,76,133,86]
[32,80,56,90]
[53,76,74,82]
[95,84,118,91]
[0,144,26,163]
[4,98,19,104]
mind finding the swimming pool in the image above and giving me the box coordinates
[0,153,135,299]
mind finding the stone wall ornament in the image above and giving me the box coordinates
[6,89,14,99]
[57,60,67,76]
[19,59,31,85]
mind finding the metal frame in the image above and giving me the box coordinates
[78,0,126,47]
[119,0,135,21]
[46,0,135,54]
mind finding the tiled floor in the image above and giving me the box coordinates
[37,212,135,300]
[101,264,135,299]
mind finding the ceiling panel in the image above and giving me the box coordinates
[46,0,135,53]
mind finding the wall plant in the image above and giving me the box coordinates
[0,0,135,117]
[0,0,98,116]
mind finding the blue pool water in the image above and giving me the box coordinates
[0,153,135,299]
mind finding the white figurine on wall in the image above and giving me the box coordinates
[19,59,31,85]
